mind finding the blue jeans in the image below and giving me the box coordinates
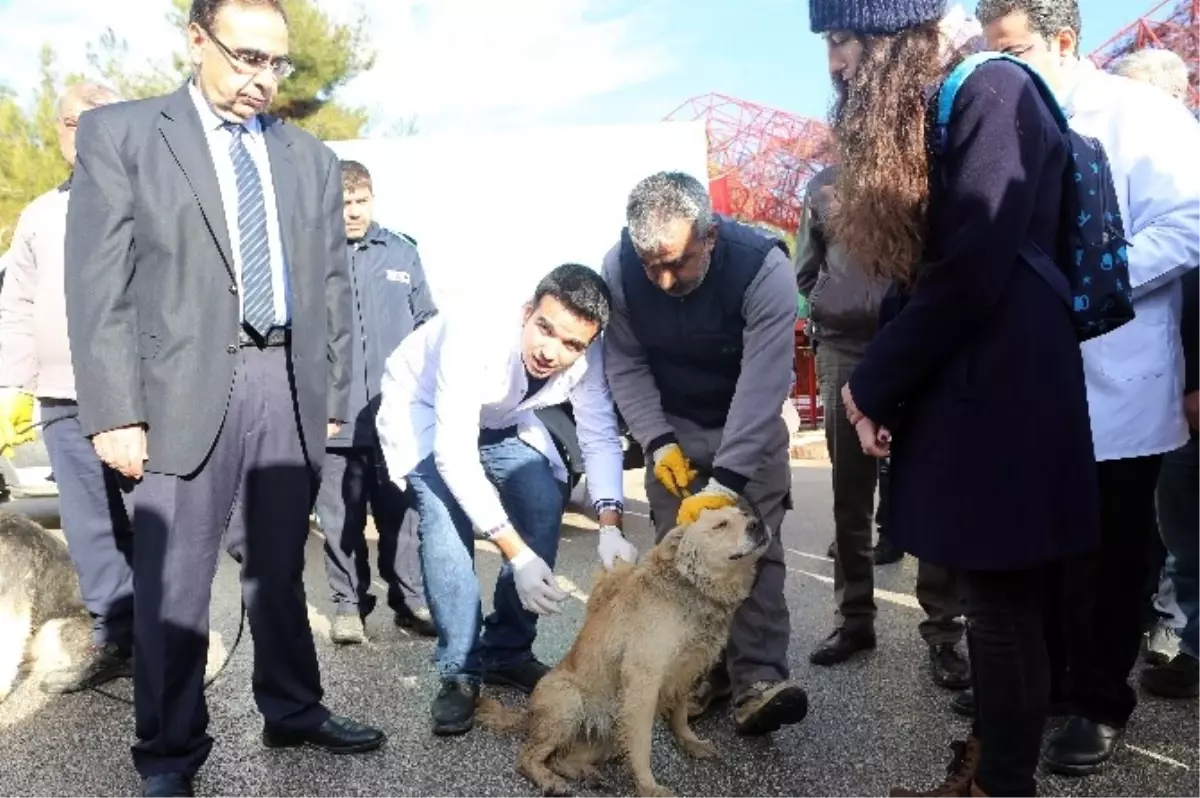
[1157,436,1198,658]
[408,430,566,683]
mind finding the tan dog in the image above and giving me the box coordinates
[477,505,769,797]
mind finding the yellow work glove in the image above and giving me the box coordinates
[676,479,740,526]
[652,443,697,498]
[0,390,36,458]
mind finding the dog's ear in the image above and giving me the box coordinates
[648,524,686,565]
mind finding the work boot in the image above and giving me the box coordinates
[733,680,809,736]
[431,680,479,736]
[687,677,733,720]
[40,642,131,693]
[1140,653,1199,698]
[331,614,366,645]
[483,658,550,694]
[929,642,971,690]
[874,536,905,565]
[1143,622,1181,666]
[394,606,437,638]
[889,736,981,797]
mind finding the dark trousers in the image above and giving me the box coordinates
[40,399,134,647]
[316,444,426,617]
[1054,454,1163,727]
[125,346,328,778]
[817,345,964,644]
[1158,437,1198,658]
[962,565,1056,797]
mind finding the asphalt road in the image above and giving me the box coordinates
[0,463,1195,797]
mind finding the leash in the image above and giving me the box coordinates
[4,410,250,704]
[89,596,247,706]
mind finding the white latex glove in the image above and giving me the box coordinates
[510,548,568,615]
[597,525,638,570]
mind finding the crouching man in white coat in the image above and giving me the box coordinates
[376,263,637,737]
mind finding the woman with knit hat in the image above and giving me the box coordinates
[808,0,1100,795]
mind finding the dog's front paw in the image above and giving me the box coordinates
[637,782,676,798]
[682,737,719,760]
[538,779,572,797]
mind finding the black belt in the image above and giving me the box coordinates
[239,325,291,348]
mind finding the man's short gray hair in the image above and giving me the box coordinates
[56,82,123,119]
[1111,49,1190,102]
[625,172,715,253]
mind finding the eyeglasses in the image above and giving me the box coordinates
[205,27,295,80]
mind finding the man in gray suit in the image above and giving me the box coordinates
[64,1,384,794]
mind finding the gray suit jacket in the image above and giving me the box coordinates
[64,84,352,476]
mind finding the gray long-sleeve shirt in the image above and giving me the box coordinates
[602,239,797,490]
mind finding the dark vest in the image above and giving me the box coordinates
[619,217,785,429]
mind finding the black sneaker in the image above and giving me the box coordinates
[394,607,437,638]
[40,642,132,694]
[929,642,971,690]
[483,658,551,694]
[1140,652,1199,698]
[431,680,479,736]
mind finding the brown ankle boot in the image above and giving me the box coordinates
[888,736,982,797]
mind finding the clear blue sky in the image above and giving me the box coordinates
[574,0,1156,127]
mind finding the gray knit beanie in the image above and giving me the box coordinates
[809,0,947,34]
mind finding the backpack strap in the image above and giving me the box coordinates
[934,51,1070,155]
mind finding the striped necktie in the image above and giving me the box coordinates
[226,122,276,336]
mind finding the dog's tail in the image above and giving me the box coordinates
[475,695,527,732]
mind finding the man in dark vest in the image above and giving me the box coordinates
[602,171,809,736]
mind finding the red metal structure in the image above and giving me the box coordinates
[664,94,832,235]
[1088,0,1199,113]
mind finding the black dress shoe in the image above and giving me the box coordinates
[142,774,194,797]
[810,628,876,666]
[394,607,437,638]
[1042,716,1124,776]
[262,714,386,754]
[483,658,551,694]
[951,688,1070,718]
[1140,653,1200,698]
[40,642,132,694]
[929,642,971,690]
[431,680,480,736]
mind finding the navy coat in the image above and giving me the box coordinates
[848,60,1100,573]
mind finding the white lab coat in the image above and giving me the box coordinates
[376,309,625,535]
[1063,61,1200,461]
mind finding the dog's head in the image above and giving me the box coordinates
[652,505,767,607]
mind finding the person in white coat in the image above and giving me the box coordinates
[981,0,1200,777]
[376,263,636,737]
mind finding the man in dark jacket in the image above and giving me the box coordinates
[603,171,809,737]
[1140,267,1199,697]
[320,160,437,644]
[795,165,969,688]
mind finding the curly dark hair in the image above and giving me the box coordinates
[827,22,945,286]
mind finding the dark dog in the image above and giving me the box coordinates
[0,511,92,701]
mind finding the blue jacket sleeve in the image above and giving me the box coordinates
[848,61,1060,423]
